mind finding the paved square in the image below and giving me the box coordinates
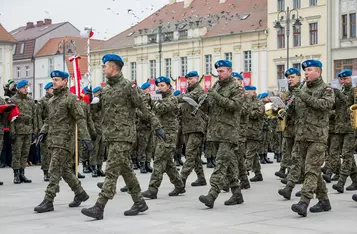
[1,154,357,234]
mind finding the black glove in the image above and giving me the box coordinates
[10,134,16,144]
[81,140,93,152]
[36,133,47,146]
[91,134,97,141]
[4,104,15,112]
[155,128,166,141]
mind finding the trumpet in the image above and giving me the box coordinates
[278,80,306,120]
[191,80,219,117]
[278,109,286,131]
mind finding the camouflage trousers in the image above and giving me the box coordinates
[180,132,205,180]
[331,133,357,184]
[137,128,153,163]
[45,147,84,202]
[288,141,329,204]
[79,142,90,163]
[175,126,184,158]
[246,140,261,173]
[40,138,51,171]
[236,141,247,178]
[286,141,306,187]
[97,141,142,205]
[148,133,184,192]
[205,141,217,159]
[324,133,342,176]
[260,131,268,154]
[11,134,31,169]
[89,134,105,166]
[269,132,282,154]
[208,142,240,198]
[281,137,294,169]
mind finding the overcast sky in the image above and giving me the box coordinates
[0,0,175,40]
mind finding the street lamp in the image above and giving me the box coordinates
[274,7,302,70]
[55,39,76,87]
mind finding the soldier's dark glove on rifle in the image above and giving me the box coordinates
[155,128,166,141]
[81,140,93,152]
[91,134,97,141]
[36,133,47,146]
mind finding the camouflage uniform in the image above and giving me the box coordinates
[0,97,7,183]
[323,110,340,176]
[89,99,105,167]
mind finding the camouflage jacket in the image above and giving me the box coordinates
[333,85,354,133]
[294,77,335,143]
[238,95,249,143]
[136,90,152,131]
[246,95,265,141]
[0,97,7,135]
[283,89,296,138]
[93,73,160,143]
[329,110,336,134]
[177,82,206,135]
[9,92,37,135]
[40,87,90,150]
[37,93,53,131]
[80,100,96,137]
[205,77,244,145]
[91,101,103,135]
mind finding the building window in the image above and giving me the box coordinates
[309,23,318,45]
[131,62,137,81]
[277,0,285,11]
[309,0,317,6]
[163,32,174,41]
[205,54,212,74]
[20,43,25,54]
[39,83,43,98]
[293,0,301,9]
[179,30,188,39]
[148,34,157,43]
[244,51,252,72]
[48,58,54,73]
[293,63,301,71]
[342,14,348,38]
[16,67,21,78]
[277,27,285,48]
[12,44,16,55]
[335,59,354,78]
[180,57,187,76]
[277,65,285,80]
[25,66,30,77]
[224,52,232,61]
[293,26,301,47]
[149,60,156,78]
[350,13,356,37]
[165,58,172,77]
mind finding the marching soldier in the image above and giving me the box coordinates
[259,93,274,164]
[34,70,93,213]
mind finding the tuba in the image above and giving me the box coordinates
[350,87,357,129]
[278,109,286,131]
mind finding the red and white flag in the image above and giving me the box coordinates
[69,55,82,98]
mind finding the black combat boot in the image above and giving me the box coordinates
[211,157,216,167]
[168,187,186,196]
[295,191,301,197]
[321,166,328,175]
[206,158,214,168]
[132,159,139,170]
[275,167,286,178]
[182,178,187,189]
[97,164,105,177]
[291,201,308,217]
[124,199,148,216]
[260,154,266,164]
[69,191,90,207]
[281,178,288,185]
[278,186,293,200]
[222,185,230,192]
[34,199,54,213]
[264,153,273,164]
[139,162,147,174]
[142,189,158,199]
[199,194,216,208]
[43,170,50,182]
[309,200,331,213]
[224,187,244,206]
[276,153,282,163]
[19,168,32,183]
[120,185,129,192]
[145,162,153,173]
[82,161,90,173]
[331,174,339,181]
[91,165,98,178]
[322,170,332,183]
[352,194,357,202]
[97,182,103,189]
[177,154,184,166]
[81,202,104,220]
[78,172,85,179]
[191,177,207,186]
[250,172,263,182]
[346,182,357,191]
[332,181,344,193]
[240,175,251,189]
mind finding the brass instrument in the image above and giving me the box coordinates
[278,109,286,131]
[350,87,357,129]
[191,80,219,117]
[278,80,306,121]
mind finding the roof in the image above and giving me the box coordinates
[93,0,267,52]
[0,24,17,44]
[10,22,67,41]
[35,36,102,57]
[13,39,36,60]
[65,55,89,75]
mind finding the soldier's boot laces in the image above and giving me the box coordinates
[168,187,186,196]
[12,169,20,184]
[278,186,293,200]
[291,201,308,217]
[199,194,216,208]
[331,174,339,181]
[191,177,207,187]
[145,162,153,173]
[43,170,50,182]
[332,181,345,193]
[91,165,98,178]
[240,176,251,189]
[295,191,301,197]
[264,153,273,164]
[250,172,263,182]
[206,158,214,168]
[97,182,103,189]
[120,185,129,193]
[322,170,332,183]
[81,202,104,220]
[352,194,357,202]
[275,168,286,179]
[142,189,158,199]
[97,164,106,177]
[346,182,357,191]
[224,193,244,206]
[124,199,148,216]
[68,191,89,207]
[19,168,31,183]
[281,178,288,185]
[34,199,54,213]
[309,200,331,213]
[139,162,147,174]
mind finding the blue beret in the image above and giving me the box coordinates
[174,90,181,96]
[16,80,28,89]
[141,82,151,90]
[155,76,171,85]
[185,71,199,78]
[285,68,301,78]
[155,90,159,93]
[338,69,352,78]
[50,70,70,79]
[102,54,124,65]
[44,82,53,90]
[214,60,232,69]
[244,86,256,91]
[232,72,243,80]
[92,86,101,93]
[259,92,268,99]
[83,86,89,93]
[302,60,322,70]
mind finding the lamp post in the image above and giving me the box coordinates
[274,7,302,70]
[55,39,75,87]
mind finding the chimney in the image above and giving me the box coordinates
[37,20,44,27]
[184,0,193,8]
[44,18,52,25]
[169,0,176,4]
[26,22,34,30]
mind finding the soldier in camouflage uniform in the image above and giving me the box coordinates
[82,54,164,219]
[141,76,185,199]
[329,70,357,193]
[287,60,334,217]
[9,80,37,184]
[198,60,244,208]
[34,70,93,213]
[260,94,275,164]
[37,82,54,181]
